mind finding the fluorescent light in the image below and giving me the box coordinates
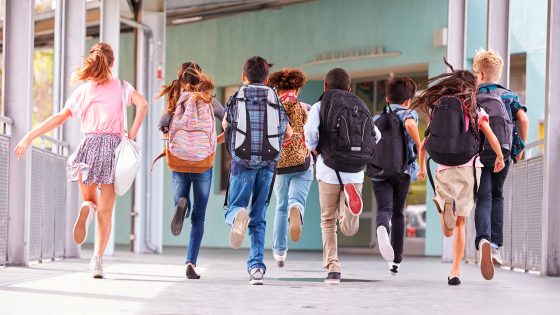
[171,16,203,25]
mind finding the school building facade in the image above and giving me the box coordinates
[87,0,548,258]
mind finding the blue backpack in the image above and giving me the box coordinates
[224,84,288,169]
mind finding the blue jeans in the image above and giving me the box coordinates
[224,167,274,273]
[172,168,213,265]
[272,169,314,256]
[475,161,510,249]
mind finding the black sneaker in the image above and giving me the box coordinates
[389,262,400,274]
[448,276,461,286]
[324,272,341,285]
[249,268,264,285]
[186,263,200,279]
[171,197,189,236]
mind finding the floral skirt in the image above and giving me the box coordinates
[67,133,121,185]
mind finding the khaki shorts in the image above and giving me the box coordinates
[433,167,482,217]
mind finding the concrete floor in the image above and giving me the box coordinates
[1,248,559,315]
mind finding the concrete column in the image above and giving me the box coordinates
[442,0,467,263]
[59,0,86,258]
[543,0,560,277]
[133,0,165,254]
[487,0,510,87]
[100,0,120,256]
[4,0,35,265]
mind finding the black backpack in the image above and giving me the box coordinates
[366,106,408,178]
[317,89,376,177]
[477,85,514,166]
[424,96,481,166]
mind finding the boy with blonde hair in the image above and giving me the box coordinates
[473,49,529,280]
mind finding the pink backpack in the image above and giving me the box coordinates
[168,92,216,163]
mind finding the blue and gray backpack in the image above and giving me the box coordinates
[224,84,288,169]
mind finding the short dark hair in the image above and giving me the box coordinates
[385,76,417,104]
[243,56,273,83]
[325,68,351,91]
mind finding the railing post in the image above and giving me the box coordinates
[4,0,35,265]
[543,0,560,276]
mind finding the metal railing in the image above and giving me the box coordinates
[28,135,69,262]
[465,140,545,273]
[0,115,12,264]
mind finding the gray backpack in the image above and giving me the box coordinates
[477,86,514,166]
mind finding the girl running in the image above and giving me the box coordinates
[415,64,505,285]
[267,68,313,267]
[14,43,148,279]
[156,62,223,279]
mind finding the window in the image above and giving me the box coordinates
[510,53,526,104]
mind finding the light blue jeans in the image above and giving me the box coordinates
[224,167,274,273]
[272,168,314,256]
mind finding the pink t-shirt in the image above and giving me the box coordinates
[64,79,135,134]
[437,107,489,171]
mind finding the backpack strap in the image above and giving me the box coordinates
[335,170,344,192]
[426,157,436,195]
[223,168,231,210]
[151,151,166,172]
[472,156,479,203]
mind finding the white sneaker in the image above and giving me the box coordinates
[377,226,394,262]
[73,201,96,245]
[90,256,104,279]
[249,268,264,285]
[273,252,287,268]
[230,208,250,249]
[492,246,503,266]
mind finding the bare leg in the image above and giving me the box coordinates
[450,216,466,277]
[440,213,453,238]
[78,174,99,208]
[94,184,117,257]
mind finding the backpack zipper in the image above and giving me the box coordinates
[340,115,351,144]
[361,117,370,143]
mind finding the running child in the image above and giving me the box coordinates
[222,56,291,285]
[368,77,421,274]
[472,49,529,279]
[267,68,313,267]
[156,62,223,279]
[416,62,505,285]
[14,43,148,279]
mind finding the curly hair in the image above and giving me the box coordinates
[267,68,307,91]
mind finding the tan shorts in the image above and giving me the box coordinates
[432,167,482,217]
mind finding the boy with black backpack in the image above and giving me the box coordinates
[367,77,421,274]
[304,68,378,285]
[222,56,291,285]
[472,49,529,280]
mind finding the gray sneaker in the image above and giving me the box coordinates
[324,272,341,285]
[90,256,104,279]
[249,268,264,285]
[492,247,503,266]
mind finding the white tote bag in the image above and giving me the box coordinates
[114,81,141,196]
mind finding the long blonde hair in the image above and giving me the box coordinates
[157,62,214,113]
[73,43,114,84]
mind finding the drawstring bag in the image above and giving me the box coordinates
[114,81,141,196]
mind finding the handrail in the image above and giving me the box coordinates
[524,139,544,150]
[0,115,13,125]
[39,135,70,149]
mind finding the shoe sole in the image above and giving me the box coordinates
[480,241,495,280]
[344,184,362,216]
[93,274,104,279]
[289,206,302,242]
[250,280,264,285]
[442,201,456,231]
[171,198,188,236]
[230,209,249,249]
[377,226,395,262]
[73,204,91,245]
[276,260,285,268]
